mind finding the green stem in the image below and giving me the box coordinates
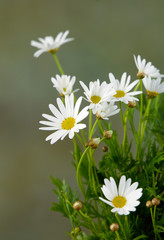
[150,207,157,240]
[88,109,92,140]
[119,102,124,126]
[89,118,99,139]
[76,147,90,198]
[115,231,121,240]
[136,79,143,160]
[115,213,127,240]
[140,98,151,144]
[75,132,85,147]
[134,81,140,91]
[73,138,78,166]
[52,53,64,75]
[119,102,128,153]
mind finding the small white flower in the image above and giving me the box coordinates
[39,94,89,144]
[99,176,143,215]
[109,72,142,104]
[134,55,163,78]
[51,75,78,96]
[96,102,120,120]
[31,30,74,58]
[143,76,164,98]
[80,79,116,114]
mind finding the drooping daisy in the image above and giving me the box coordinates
[134,55,163,79]
[99,176,143,215]
[39,94,89,144]
[143,76,164,98]
[31,30,74,58]
[96,102,120,120]
[109,72,142,104]
[80,79,116,114]
[51,75,78,97]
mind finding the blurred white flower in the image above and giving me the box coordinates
[31,30,74,57]
[134,55,163,78]
[80,79,115,114]
[96,102,120,120]
[39,94,89,144]
[99,175,143,215]
[51,75,78,97]
[143,76,164,98]
[109,72,142,104]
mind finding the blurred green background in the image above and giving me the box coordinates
[1,0,164,239]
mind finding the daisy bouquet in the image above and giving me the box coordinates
[31,31,164,240]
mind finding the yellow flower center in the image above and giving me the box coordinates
[62,117,75,130]
[48,48,59,54]
[147,90,158,98]
[112,196,127,208]
[63,88,66,92]
[113,90,125,98]
[90,95,101,104]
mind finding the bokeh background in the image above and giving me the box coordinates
[1,0,164,239]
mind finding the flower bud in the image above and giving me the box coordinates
[137,72,145,79]
[146,200,153,208]
[103,130,113,139]
[85,142,89,147]
[71,227,81,236]
[88,138,100,149]
[128,100,136,108]
[152,197,160,206]
[102,146,108,152]
[73,201,83,210]
[110,223,119,231]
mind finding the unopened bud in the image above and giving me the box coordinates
[88,138,100,149]
[152,197,160,206]
[110,223,119,231]
[73,201,83,210]
[103,130,113,139]
[102,146,108,152]
[128,100,136,108]
[85,142,89,147]
[146,200,153,208]
[71,227,81,236]
[137,72,145,79]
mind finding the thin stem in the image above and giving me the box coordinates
[88,109,92,140]
[52,53,64,75]
[89,118,99,139]
[76,146,90,198]
[73,138,78,166]
[141,98,151,144]
[115,231,121,240]
[75,132,85,148]
[119,102,124,126]
[115,213,127,240]
[119,102,128,153]
[150,207,157,240]
[136,78,143,159]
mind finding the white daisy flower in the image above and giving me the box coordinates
[109,72,142,104]
[134,55,163,79]
[31,30,74,58]
[51,75,78,97]
[39,94,89,144]
[80,79,116,114]
[96,102,120,120]
[99,175,143,215]
[143,76,164,98]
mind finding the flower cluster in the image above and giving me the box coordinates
[134,55,164,98]
[31,31,164,239]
